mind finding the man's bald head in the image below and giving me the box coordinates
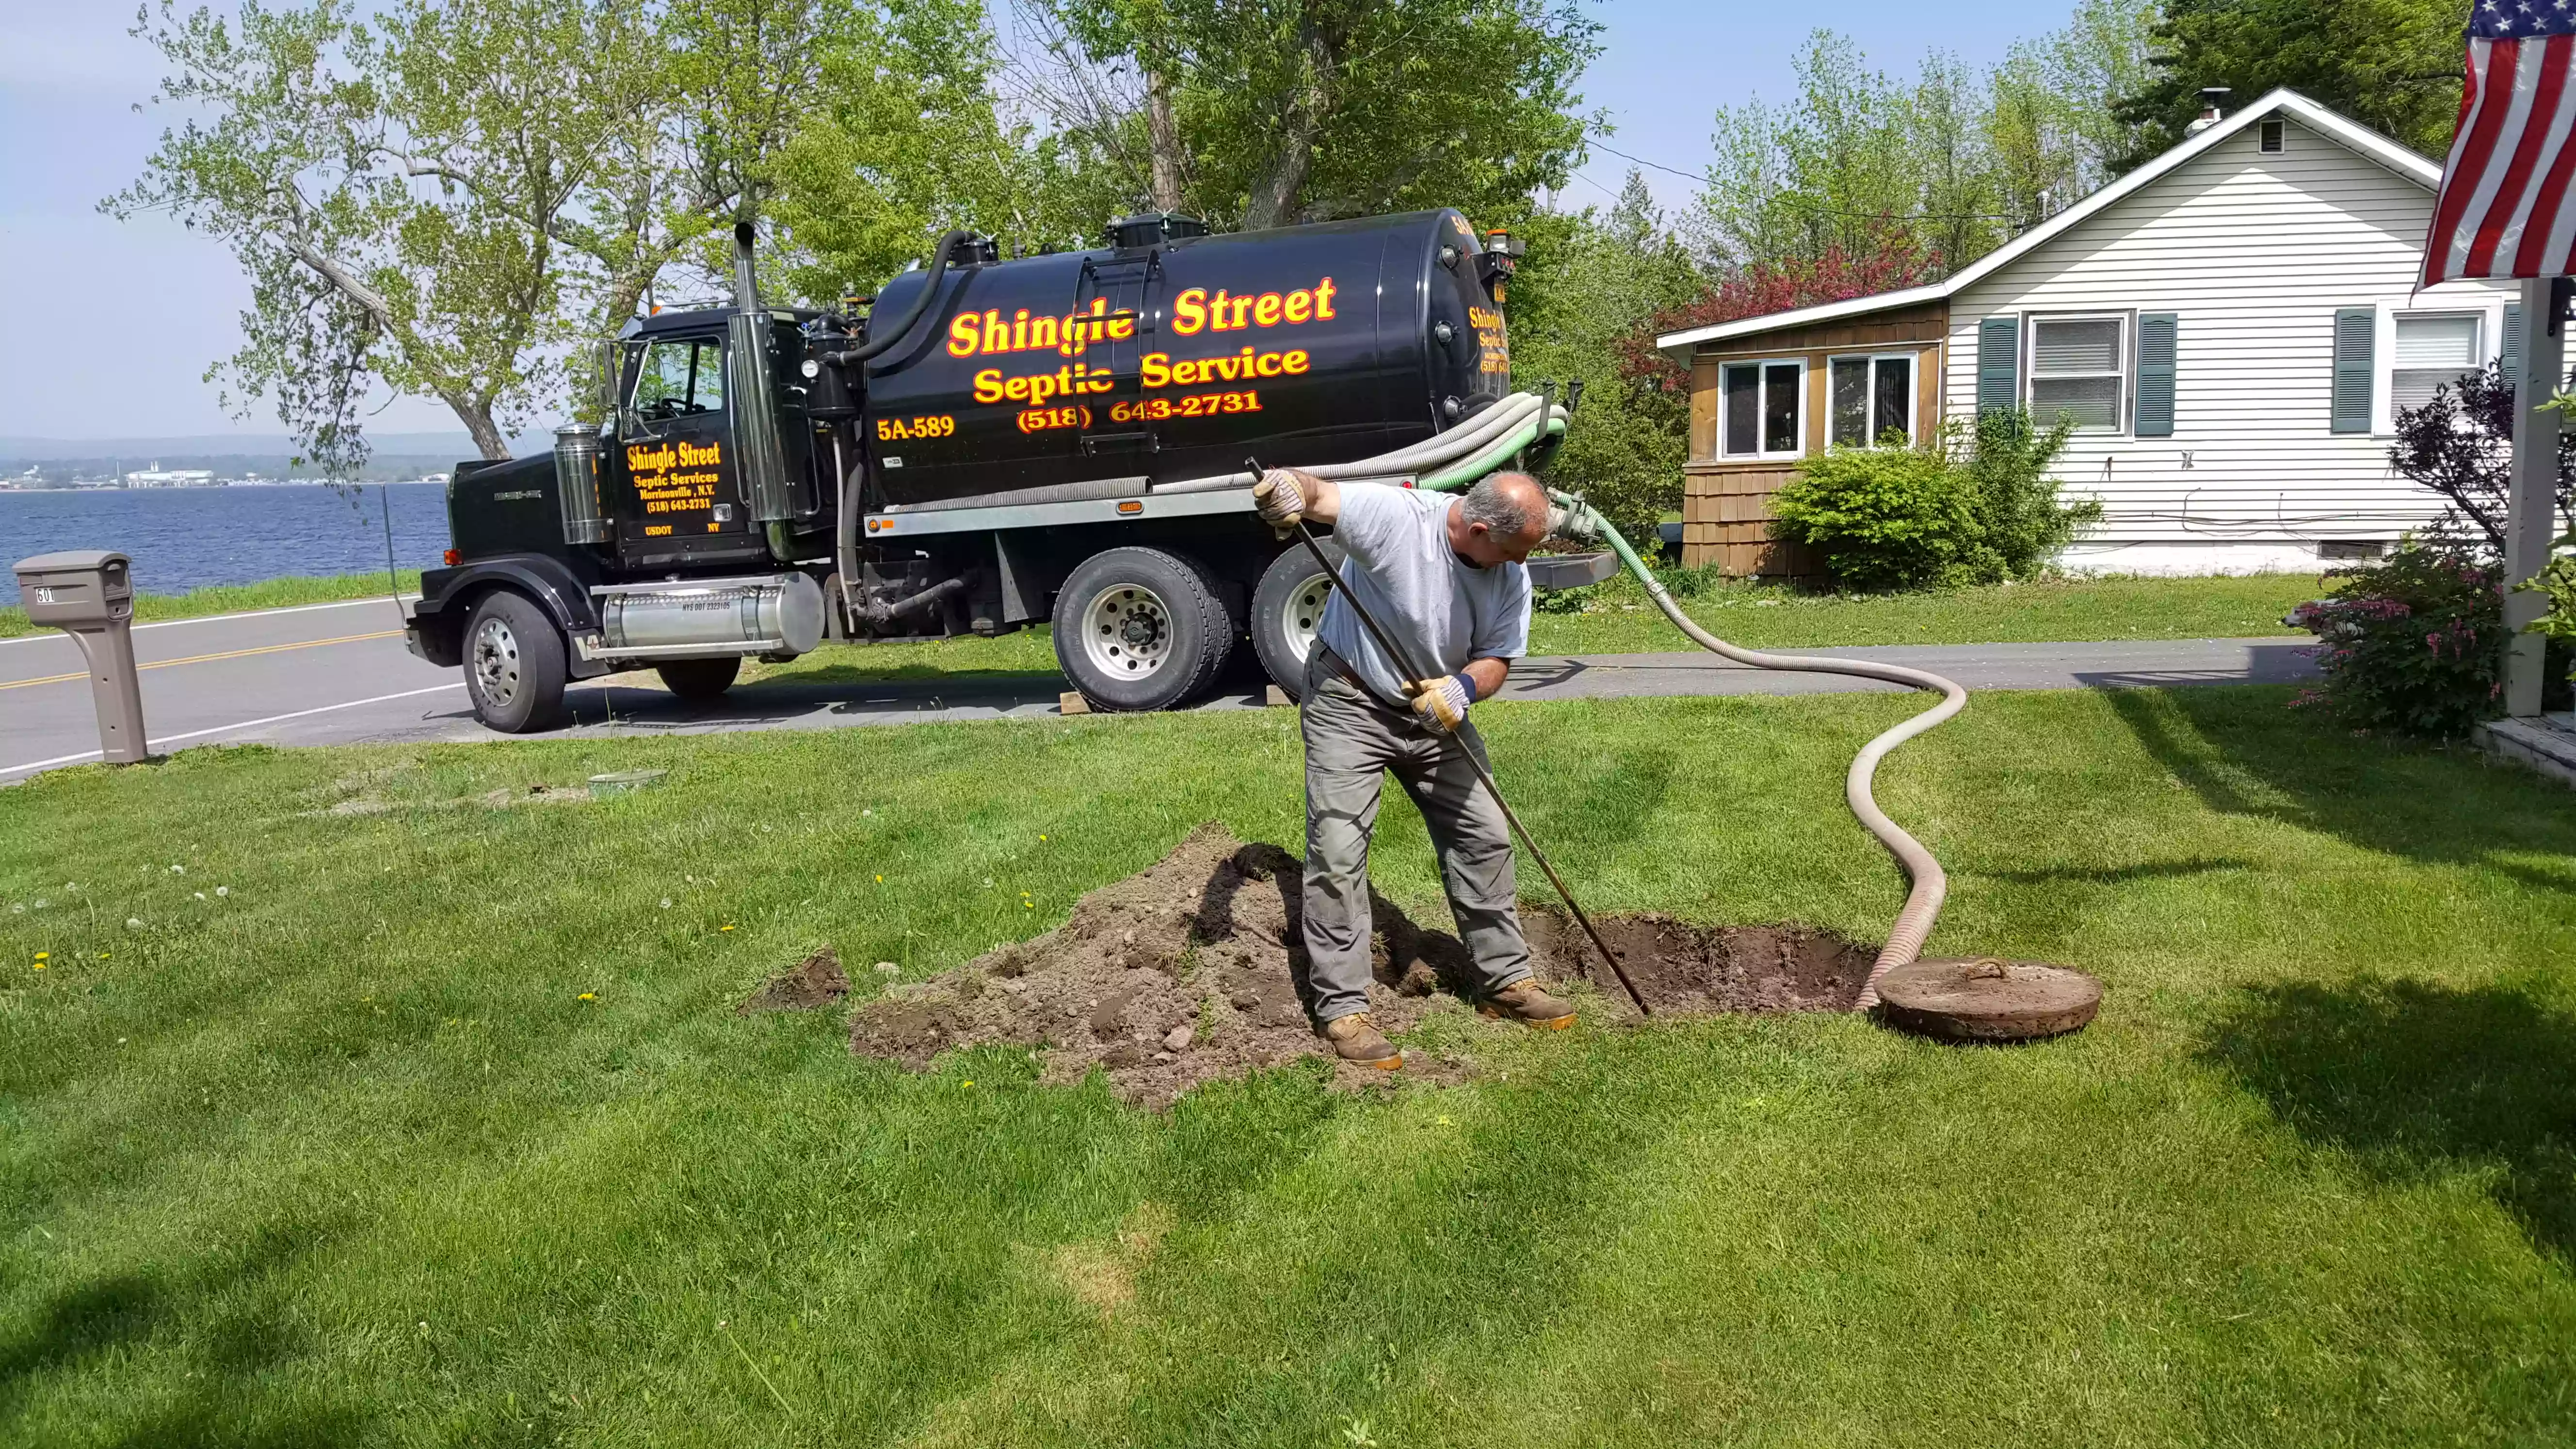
[1449,471,1552,567]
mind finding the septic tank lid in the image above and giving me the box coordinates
[1875,958,2101,1043]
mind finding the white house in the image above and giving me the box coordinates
[1653,89,2515,577]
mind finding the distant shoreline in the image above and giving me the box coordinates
[1,571,425,639]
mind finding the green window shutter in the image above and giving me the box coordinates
[2501,302,2524,384]
[2331,307,2375,434]
[1977,314,2019,415]
[2136,313,2177,437]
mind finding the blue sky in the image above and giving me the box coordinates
[0,0,2065,441]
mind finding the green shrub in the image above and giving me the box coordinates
[1964,408,2096,579]
[1771,409,2098,592]
[2288,542,2504,739]
[1770,439,1980,591]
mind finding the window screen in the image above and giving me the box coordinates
[2028,317,2125,432]
[1830,354,1914,447]
[2391,314,2481,413]
[1723,364,1760,456]
[1722,361,1803,455]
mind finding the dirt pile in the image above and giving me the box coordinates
[740,948,852,1013]
[845,823,1881,1108]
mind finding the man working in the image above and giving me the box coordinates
[1252,467,1578,1070]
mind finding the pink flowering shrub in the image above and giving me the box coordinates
[2288,543,2505,739]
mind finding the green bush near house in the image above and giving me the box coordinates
[1770,409,2096,592]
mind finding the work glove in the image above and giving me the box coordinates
[1409,673,1473,733]
[1253,467,1310,534]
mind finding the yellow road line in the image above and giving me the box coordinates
[0,630,404,692]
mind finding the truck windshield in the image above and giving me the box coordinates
[633,338,725,420]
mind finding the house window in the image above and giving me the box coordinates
[2028,315,2126,433]
[2259,118,2285,153]
[1830,354,1915,447]
[1721,359,1805,457]
[2390,313,2482,413]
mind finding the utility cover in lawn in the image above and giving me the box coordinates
[846,824,1875,1108]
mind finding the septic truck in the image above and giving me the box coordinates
[404,208,1576,732]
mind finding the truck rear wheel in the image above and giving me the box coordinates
[1250,540,1343,702]
[1053,547,1233,711]
[463,590,569,733]
[655,657,741,701]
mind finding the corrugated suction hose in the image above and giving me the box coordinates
[1562,502,1967,1008]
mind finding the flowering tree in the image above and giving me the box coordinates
[1614,237,1939,393]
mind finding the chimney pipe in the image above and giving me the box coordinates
[2187,87,2231,136]
[731,220,763,316]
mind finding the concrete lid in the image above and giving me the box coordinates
[14,549,129,575]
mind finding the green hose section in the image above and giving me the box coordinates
[1414,412,1565,493]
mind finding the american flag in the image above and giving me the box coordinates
[2424,0,2576,284]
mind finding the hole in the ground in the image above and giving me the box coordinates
[841,824,1880,1110]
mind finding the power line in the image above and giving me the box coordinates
[1585,135,2033,225]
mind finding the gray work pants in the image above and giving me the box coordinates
[1300,647,1532,1023]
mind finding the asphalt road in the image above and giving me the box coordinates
[1,597,2319,781]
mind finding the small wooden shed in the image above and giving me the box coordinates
[1676,300,1948,578]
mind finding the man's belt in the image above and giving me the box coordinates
[1313,643,1404,710]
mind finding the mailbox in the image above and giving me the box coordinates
[14,550,148,764]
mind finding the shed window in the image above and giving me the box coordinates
[1721,359,1805,457]
[2391,313,2482,413]
[2027,316,2126,433]
[2259,118,2285,153]
[1830,354,1915,447]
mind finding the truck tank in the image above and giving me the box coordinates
[853,209,1510,508]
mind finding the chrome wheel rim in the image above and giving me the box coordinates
[470,615,522,708]
[1079,582,1174,680]
[1277,572,1332,668]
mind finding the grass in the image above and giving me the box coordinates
[748,571,2328,688]
[4,686,2573,1444]
[0,571,421,639]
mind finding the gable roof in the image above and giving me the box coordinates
[1654,89,2442,361]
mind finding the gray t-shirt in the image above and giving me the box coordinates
[1313,483,1531,703]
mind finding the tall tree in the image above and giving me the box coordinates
[2113,0,2463,167]
[112,0,660,465]
[1013,0,1602,231]
[1504,172,1704,538]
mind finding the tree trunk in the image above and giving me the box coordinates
[1241,22,1335,229]
[445,392,512,460]
[1146,69,1184,212]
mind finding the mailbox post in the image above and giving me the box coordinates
[14,550,149,764]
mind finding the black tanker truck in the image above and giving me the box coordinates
[404,209,1567,731]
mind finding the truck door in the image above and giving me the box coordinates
[615,332,754,562]
[1077,252,1157,470]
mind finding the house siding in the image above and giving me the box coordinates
[1942,115,2513,573]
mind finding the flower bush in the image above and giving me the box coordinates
[2288,543,2505,739]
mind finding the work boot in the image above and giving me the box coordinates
[1320,1012,1402,1069]
[1480,979,1577,1030]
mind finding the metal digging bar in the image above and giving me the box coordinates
[1253,459,1651,1017]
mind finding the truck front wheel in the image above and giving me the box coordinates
[1053,547,1233,711]
[462,591,570,733]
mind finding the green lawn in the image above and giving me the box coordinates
[5,686,2572,1444]
[748,571,2328,688]
[0,572,421,639]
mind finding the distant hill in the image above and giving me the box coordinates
[0,431,545,464]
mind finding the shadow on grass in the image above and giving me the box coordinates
[1988,856,2261,887]
[2204,977,2576,1261]
[2100,687,2576,882]
[0,1218,367,1444]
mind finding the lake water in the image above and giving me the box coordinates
[0,483,454,604]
